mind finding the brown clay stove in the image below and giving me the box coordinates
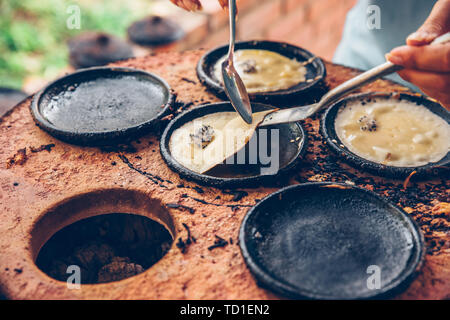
[0,50,449,299]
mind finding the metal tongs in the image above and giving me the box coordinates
[259,32,450,127]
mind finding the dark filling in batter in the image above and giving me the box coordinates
[189,125,215,149]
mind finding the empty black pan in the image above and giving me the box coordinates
[239,182,424,299]
[31,66,174,146]
[321,92,450,179]
[197,40,327,106]
[160,102,307,188]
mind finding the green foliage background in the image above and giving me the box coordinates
[0,0,150,89]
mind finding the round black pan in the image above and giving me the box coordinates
[321,92,450,179]
[196,40,327,106]
[160,102,307,188]
[31,66,174,146]
[239,182,424,300]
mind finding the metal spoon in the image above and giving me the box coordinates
[259,32,450,127]
[222,0,253,124]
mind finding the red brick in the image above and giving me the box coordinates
[192,0,354,56]
[312,33,338,60]
[237,0,264,14]
[276,0,356,59]
[201,0,262,32]
[201,0,228,31]
[265,4,307,40]
[238,0,282,40]
[283,22,316,51]
[282,0,310,13]
[172,12,209,49]
[285,21,338,60]
[308,0,356,22]
[307,0,332,23]
[202,25,230,48]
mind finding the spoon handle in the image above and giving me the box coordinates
[261,32,450,126]
[311,62,403,113]
[227,0,237,58]
[260,62,403,126]
[311,31,450,114]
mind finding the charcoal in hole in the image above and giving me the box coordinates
[36,213,173,284]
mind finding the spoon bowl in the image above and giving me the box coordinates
[221,0,253,124]
[222,59,253,124]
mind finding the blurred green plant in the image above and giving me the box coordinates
[0,0,150,89]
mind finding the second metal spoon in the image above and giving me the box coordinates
[260,31,450,127]
[259,61,403,127]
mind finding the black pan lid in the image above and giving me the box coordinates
[239,182,424,299]
[31,66,174,146]
[68,32,134,69]
[127,16,184,46]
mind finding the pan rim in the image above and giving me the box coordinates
[239,181,425,300]
[196,40,327,102]
[160,101,307,188]
[30,66,174,145]
[321,92,450,179]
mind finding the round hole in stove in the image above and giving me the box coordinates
[30,189,175,284]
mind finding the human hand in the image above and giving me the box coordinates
[169,0,228,11]
[386,0,450,110]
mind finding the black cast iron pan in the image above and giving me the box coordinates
[321,92,450,179]
[196,40,327,106]
[31,66,174,146]
[160,102,307,188]
[239,182,424,300]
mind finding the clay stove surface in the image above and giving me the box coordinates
[0,50,449,299]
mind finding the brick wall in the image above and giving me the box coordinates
[22,0,357,93]
[153,0,357,61]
